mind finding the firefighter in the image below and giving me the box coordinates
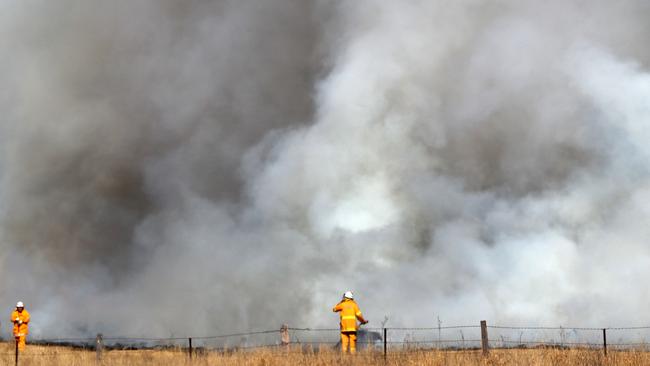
[11,301,30,351]
[333,291,368,353]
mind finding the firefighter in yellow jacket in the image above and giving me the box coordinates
[11,301,30,351]
[333,291,368,353]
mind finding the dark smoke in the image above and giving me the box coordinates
[1,0,650,338]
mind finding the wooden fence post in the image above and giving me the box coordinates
[480,320,489,356]
[15,337,19,366]
[188,337,193,360]
[383,328,387,361]
[95,333,104,362]
[602,329,607,356]
[280,324,290,346]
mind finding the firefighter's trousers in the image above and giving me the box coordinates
[340,331,357,353]
[14,334,26,351]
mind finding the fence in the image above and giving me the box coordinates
[6,320,650,364]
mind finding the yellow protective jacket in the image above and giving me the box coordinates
[333,299,366,333]
[11,310,30,336]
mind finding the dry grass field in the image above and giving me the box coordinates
[2,342,650,365]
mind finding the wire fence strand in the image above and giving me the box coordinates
[8,322,650,358]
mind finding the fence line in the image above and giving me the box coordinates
[387,325,479,330]
[488,325,650,331]
[26,324,650,344]
[9,320,650,363]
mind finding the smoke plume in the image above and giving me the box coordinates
[1,0,650,338]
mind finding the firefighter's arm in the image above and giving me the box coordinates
[23,312,29,324]
[333,303,343,313]
[356,313,368,324]
[355,304,368,324]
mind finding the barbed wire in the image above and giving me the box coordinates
[488,325,650,331]
[488,340,650,348]
[389,326,480,330]
[494,339,601,346]
[387,339,482,344]
[101,333,276,342]
[102,336,188,341]
[31,337,96,343]
[20,324,650,343]
[488,325,603,331]
[193,330,280,340]
[8,323,650,357]
[288,327,339,332]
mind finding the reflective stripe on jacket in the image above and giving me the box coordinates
[333,299,364,332]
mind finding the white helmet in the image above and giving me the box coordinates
[16,301,24,308]
[343,291,354,299]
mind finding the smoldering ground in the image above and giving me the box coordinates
[1,0,650,338]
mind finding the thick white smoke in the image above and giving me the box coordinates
[1,0,650,338]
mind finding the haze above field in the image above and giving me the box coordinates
[1,0,650,338]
